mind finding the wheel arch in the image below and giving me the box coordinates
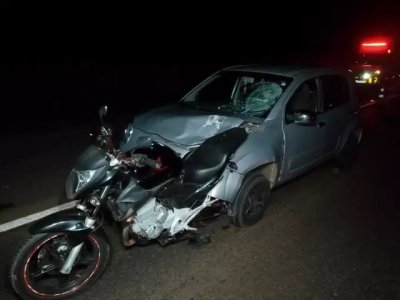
[339,124,363,153]
[208,161,278,203]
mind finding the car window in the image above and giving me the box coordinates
[195,73,238,105]
[320,75,350,111]
[183,71,292,118]
[286,79,319,114]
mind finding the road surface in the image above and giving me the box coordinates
[1,97,399,299]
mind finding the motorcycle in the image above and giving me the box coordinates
[8,105,249,299]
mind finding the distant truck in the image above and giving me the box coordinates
[351,36,400,103]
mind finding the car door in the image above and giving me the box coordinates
[282,78,326,180]
[317,75,354,158]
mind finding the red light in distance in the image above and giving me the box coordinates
[359,37,393,54]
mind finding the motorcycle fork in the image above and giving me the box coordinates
[60,185,110,274]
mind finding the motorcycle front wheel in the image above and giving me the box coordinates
[8,231,110,300]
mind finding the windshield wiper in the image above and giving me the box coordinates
[180,102,219,113]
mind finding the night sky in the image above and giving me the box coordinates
[1,1,399,134]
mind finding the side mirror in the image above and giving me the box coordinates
[98,105,108,124]
[287,110,316,125]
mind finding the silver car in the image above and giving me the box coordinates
[120,65,362,226]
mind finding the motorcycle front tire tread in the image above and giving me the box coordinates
[8,231,110,300]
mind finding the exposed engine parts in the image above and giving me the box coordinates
[130,196,219,240]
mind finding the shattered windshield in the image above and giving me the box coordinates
[182,71,292,117]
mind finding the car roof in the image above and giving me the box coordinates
[222,64,346,78]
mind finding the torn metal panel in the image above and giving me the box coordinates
[120,127,194,158]
[123,104,244,147]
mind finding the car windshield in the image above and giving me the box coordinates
[182,71,292,117]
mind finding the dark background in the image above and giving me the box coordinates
[1,3,400,299]
[1,1,399,136]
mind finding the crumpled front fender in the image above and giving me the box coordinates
[29,210,93,239]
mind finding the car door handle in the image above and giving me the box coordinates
[316,122,325,128]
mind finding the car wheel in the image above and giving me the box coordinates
[228,172,271,227]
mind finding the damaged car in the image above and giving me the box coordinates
[8,65,362,299]
[120,65,363,226]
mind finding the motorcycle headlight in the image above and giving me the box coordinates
[66,169,98,199]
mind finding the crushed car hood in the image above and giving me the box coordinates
[132,104,244,146]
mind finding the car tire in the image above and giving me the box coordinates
[228,172,271,227]
[336,130,362,168]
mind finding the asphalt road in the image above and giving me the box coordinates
[1,98,400,299]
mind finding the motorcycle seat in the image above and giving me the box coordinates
[182,127,247,184]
